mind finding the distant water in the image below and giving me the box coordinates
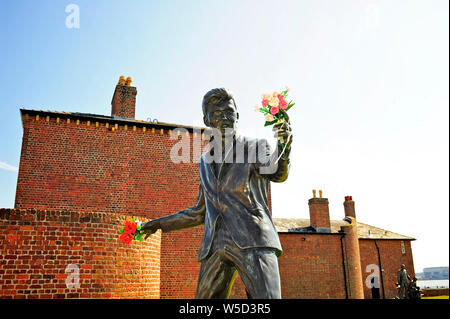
[417,279,449,289]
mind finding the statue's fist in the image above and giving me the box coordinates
[273,113,292,149]
[141,220,160,239]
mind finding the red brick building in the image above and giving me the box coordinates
[1,78,416,299]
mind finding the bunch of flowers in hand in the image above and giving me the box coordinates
[119,217,144,245]
[255,86,295,126]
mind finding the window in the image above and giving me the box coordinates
[401,241,406,255]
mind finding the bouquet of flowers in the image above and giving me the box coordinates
[119,217,144,245]
[256,86,294,127]
[255,87,294,157]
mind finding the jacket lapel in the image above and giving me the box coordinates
[202,135,245,184]
[204,151,218,185]
[218,135,244,182]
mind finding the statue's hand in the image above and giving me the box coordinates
[141,220,160,239]
[273,112,292,149]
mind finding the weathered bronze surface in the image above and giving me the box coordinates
[142,88,292,299]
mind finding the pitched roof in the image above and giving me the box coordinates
[273,218,415,240]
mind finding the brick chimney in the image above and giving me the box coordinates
[308,189,331,233]
[111,76,137,119]
[340,216,364,299]
[344,196,356,219]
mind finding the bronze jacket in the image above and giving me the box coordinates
[155,135,290,261]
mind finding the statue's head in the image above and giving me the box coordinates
[401,264,406,269]
[202,88,239,135]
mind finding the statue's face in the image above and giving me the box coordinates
[204,100,238,135]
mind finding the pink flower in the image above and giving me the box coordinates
[280,99,288,110]
[285,86,290,92]
[277,94,285,101]
[262,99,269,107]
[270,106,279,115]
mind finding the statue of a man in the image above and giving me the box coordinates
[141,88,292,298]
[397,264,411,299]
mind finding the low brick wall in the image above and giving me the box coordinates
[0,209,161,299]
[422,288,449,297]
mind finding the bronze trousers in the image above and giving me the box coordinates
[195,217,281,299]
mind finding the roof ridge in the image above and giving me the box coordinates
[272,217,415,240]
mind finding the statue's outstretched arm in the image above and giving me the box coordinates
[141,183,205,236]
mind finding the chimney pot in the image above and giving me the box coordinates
[125,76,133,86]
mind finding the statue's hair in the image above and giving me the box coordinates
[202,88,237,115]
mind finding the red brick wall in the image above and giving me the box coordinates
[359,239,415,299]
[15,113,207,299]
[229,234,348,299]
[0,209,161,299]
[276,234,347,298]
[160,228,203,298]
[15,114,203,215]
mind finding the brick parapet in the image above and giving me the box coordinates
[19,109,207,134]
[421,288,449,297]
[0,208,161,299]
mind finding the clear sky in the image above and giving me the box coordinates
[0,0,448,273]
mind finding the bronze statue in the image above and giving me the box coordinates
[141,88,292,298]
[396,264,411,299]
[407,277,422,299]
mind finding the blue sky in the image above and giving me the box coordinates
[0,0,448,273]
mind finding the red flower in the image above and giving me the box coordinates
[277,94,285,101]
[270,106,279,115]
[119,232,133,245]
[279,99,288,110]
[124,221,137,234]
[262,99,269,107]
